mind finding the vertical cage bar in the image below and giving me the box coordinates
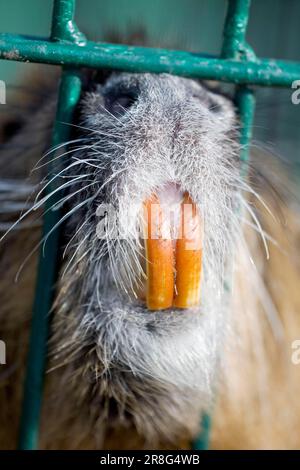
[18,0,84,450]
[236,86,255,175]
[192,413,212,450]
[18,70,82,450]
[221,0,255,168]
[51,0,86,44]
[221,0,252,59]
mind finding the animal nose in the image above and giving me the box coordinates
[105,85,139,116]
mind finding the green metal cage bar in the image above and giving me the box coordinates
[1,33,300,87]
[18,69,83,450]
[18,0,86,450]
[0,0,292,450]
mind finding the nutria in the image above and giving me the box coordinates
[0,64,300,450]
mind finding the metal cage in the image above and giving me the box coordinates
[0,0,299,450]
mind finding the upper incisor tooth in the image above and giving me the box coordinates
[173,192,203,308]
[144,195,174,310]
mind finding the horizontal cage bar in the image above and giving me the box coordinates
[0,34,299,87]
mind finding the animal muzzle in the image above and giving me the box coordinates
[141,184,203,310]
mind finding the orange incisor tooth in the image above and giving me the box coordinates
[173,192,203,308]
[143,195,174,310]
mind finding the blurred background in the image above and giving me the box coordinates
[0,0,299,179]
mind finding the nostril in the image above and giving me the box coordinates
[105,88,138,115]
[115,92,137,109]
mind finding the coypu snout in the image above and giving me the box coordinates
[49,71,241,444]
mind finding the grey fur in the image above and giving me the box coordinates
[45,72,242,444]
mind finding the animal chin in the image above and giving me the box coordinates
[137,183,203,312]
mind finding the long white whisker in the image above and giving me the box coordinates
[32,138,87,169]
[240,197,270,260]
[15,195,95,281]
